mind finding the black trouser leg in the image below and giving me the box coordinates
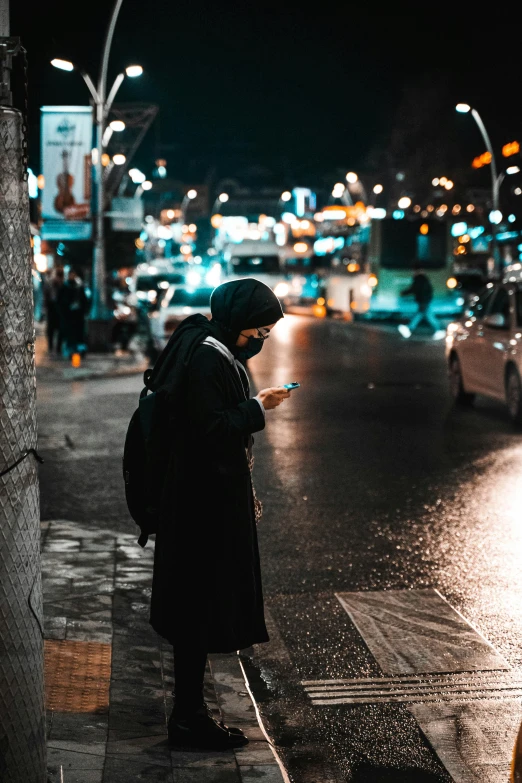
[172,647,208,719]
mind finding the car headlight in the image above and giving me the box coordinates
[274,282,290,297]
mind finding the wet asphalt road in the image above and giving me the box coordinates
[37,314,522,782]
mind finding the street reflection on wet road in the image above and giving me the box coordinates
[246,315,522,781]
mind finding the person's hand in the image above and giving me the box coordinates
[257,387,291,410]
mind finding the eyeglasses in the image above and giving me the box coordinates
[256,327,271,340]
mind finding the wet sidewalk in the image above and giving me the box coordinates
[35,325,149,382]
[42,519,286,783]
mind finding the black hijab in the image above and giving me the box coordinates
[146,278,284,396]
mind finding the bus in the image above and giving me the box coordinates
[365,217,459,318]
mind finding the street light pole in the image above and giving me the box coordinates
[92,0,124,320]
[456,103,501,277]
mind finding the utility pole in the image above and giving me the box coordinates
[0,1,47,780]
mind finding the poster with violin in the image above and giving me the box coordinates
[41,106,93,234]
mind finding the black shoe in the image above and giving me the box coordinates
[168,705,249,751]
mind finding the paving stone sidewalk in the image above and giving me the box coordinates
[42,519,286,783]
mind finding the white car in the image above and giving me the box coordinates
[445,271,522,424]
[148,285,213,353]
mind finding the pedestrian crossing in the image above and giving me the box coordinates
[297,589,522,782]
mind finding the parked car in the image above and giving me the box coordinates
[445,269,522,424]
[147,284,213,354]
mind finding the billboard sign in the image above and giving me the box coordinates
[41,106,93,239]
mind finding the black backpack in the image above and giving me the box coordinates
[122,369,170,547]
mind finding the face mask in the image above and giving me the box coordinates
[237,336,264,362]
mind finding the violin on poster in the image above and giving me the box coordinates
[54,149,75,213]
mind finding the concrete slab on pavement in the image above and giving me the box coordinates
[42,519,287,783]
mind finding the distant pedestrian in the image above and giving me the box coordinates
[43,266,65,354]
[148,278,291,751]
[398,266,445,339]
[57,268,89,357]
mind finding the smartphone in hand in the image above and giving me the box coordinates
[283,382,300,389]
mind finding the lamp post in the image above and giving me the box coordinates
[51,0,143,335]
[456,103,501,277]
[181,188,197,225]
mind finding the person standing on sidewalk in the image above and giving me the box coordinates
[148,278,290,751]
[43,266,65,354]
[397,265,445,340]
[57,268,89,358]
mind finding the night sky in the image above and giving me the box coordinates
[11,3,522,184]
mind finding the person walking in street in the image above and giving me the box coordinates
[57,268,89,358]
[147,278,291,751]
[398,265,445,339]
[43,266,65,354]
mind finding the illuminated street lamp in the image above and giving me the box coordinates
[181,189,197,224]
[456,102,500,275]
[51,0,143,324]
[346,171,358,184]
[398,196,412,209]
[373,184,383,194]
[280,191,292,202]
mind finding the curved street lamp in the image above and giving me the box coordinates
[456,103,501,276]
[51,0,143,323]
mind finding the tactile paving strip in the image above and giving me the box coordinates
[44,639,112,713]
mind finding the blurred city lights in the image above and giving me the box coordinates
[452,205,462,214]
[346,172,358,184]
[368,274,378,287]
[211,214,222,228]
[113,154,126,165]
[219,193,229,202]
[507,166,520,175]
[413,205,421,213]
[489,209,503,224]
[293,242,308,253]
[456,103,471,113]
[446,277,458,289]
[420,223,429,235]
[180,244,192,254]
[398,197,411,209]
[142,181,152,190]
[509,214,517,223]
[466,204,475,211]
[373,184,383,194]
[129,168,145,183]
[110,120,125,132]
[444,180,454,190]
[432,178,440,186]
[515,188,522,196]
[439,177,448,186]
[372,208,386,219]
[189,224,197,232]
[187,189,197,199]
[274,282,290,297]
[281,191,292,202]
[503,141,520,157]
[392,209,405,220]
[451,222,468,237]
[166,209,175,219]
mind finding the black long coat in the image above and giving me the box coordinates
[150,343,269,653]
